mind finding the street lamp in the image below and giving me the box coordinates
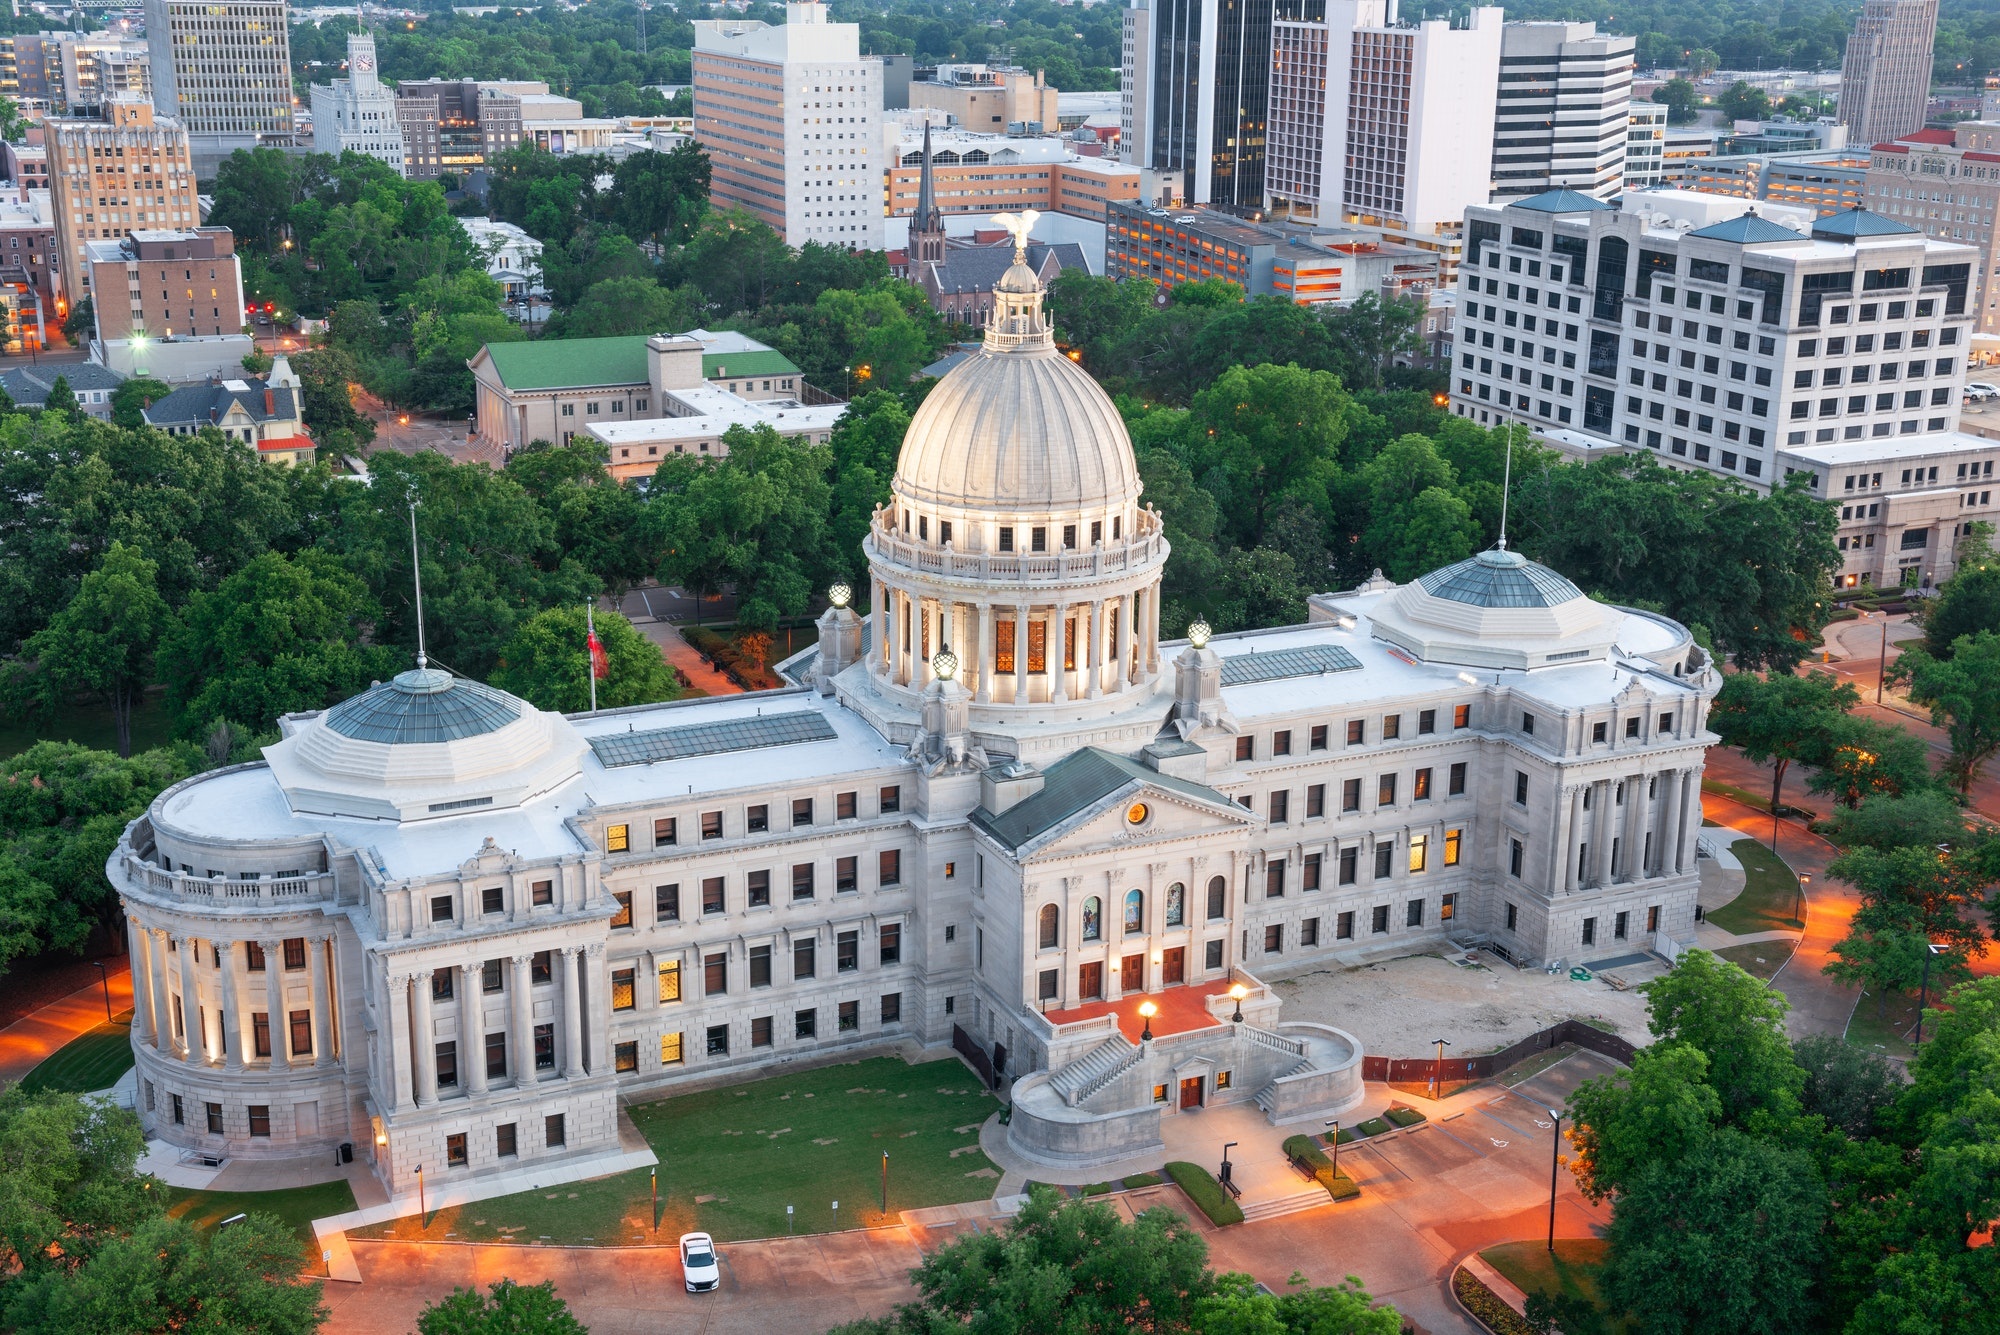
[415,1164,426,1226]
[89,961,112,1022]
[1545,1107,1565,1252]
[1138,1000,1157,1043]
[1227,983,1248,1023]
[1326,1119,1340,1183]
[1794,872,1810,927]
[1915,940,1947,1048]
[1431,1037,1452,1100]
[1220,1141,1238,1188]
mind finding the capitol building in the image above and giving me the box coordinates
[109,243,1720,1190]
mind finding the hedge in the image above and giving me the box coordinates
[1283,1135,1361,1201]
[1452,1266,1533,1335]
[1355,1116,1392,1137]
[1080,1182,1113,1196]
[1121,1171,1162,1188]
[1385,1106,1427,1128]
[1164,1160,1244,1226]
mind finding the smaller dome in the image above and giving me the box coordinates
[324,668,522,745]
[1416,549,1584,610]
[995,259,1039,294]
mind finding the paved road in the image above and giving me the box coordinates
[0,963,132,1085]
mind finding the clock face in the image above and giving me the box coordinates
[354,54,374,71]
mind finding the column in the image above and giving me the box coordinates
[217,940,244,1071]
[916,598,933,688]
[1146,583,1162,673]
[1013,604,1029,703]
[873,578,888,679]
[1621,774,1646,882]
[884,586,901,684]
[261,939,288,1071]
[1122,592,1139,683]
[560,946,585,1078]
[975,602,994,703]
[411,969,437,1105]
[1591,781,1615,887]
[510,954,535,1085]
[385,972,414,1112]
[1550,788,1574,895]
[1087,599,1105,698]
[149,928,173,1055]
[1676,770,1698,874]
[462,963,489,1095]
[178,936,201,1064]
[584,943,610,1073]
[1564,787,1585,892]
[1051,601,1068,702]
[309,937,335,1067]
[1656,767,1684,877]
[128,920,155,1045]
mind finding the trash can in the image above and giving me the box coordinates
[339,1142,353,1165]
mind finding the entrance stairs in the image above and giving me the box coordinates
[1047,1035,1142,1106]
[1239,1187,1332,1223]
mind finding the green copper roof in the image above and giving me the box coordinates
[971,748,1242,852]
[1417,548,1584,609]
[481,338,801,392]
[323,668,523,745]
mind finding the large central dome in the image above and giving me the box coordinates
[892,249,1141,517]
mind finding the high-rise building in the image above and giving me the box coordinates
[1490,23,1633,201]
[1838,0,1939,146]
[692,1,884,249]
[909,65,1059,133]
[1625,103,1667,189]
[1265,1,1502,266]
[144,0,296,175]
[0,32,151,117]
[309,31,405,174]
[1107,199,1441,304]
[1118,0,1275,209]
[1865,123,2000,334]
[45,95,199,304]
[85,225,244,342]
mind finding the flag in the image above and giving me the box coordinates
[587,607,609,680]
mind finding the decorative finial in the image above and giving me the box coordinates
[991,209,1040,265]
[1187,619,1211,649]
[828,582,852,609]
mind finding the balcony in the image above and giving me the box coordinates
[865,516,1167,585]
[117,850,334,906]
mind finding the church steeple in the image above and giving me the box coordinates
[913,121,946,265]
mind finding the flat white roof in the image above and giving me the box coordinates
[587,398,845,445]
[1781,429,2000,468]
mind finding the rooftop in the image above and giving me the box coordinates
[478,331,799,392]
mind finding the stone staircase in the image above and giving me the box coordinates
[1252,1058,1317,1116]
[1240,1187,1333,1223]
[1046,1035,1143,1107]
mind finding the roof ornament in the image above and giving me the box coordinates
[994,209,1040,265]
[407,488,429,670]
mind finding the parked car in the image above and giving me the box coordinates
[680,1232,720,1293]
[1967,381,2000,401]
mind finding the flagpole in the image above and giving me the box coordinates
[586,602,598,712]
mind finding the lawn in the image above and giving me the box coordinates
[19,1013,136,1095]
[163,1179,359,1276]
[1482,1237,1624,1329]
[351,1053,1000,1246]
[1848,989,1924,1059]
[1705,838,1804,935]
[1715,940,1796,982]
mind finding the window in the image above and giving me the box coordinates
[1582,917,1598,947]
[290,1009,311,1058]
[1505,902,1518,931]
[606,824,629,852]
[1306,783,1326,818]
[1615,910,1629,940]
[1236,736,1254,762]
[1264,924,1283,954]
[656,884,680,922]
[610,891,633,929]
[482,959,503,993]
[1339,847,1358,885]
[1205,939,1224,969]
[252,1011,271,1058]
[1440,893,1456,923]
[1270,790,1289,823]
[1378,774,1397,806]
[1444,829,1462,867]
[875,849,902,887]
[1409,835,1429,874]
[1592,721,1608,744]
[837,791,857,820]
[1514,772,1529,805]
[662,1031,685,1064]
[839,1000,860,1032]
[248,1105,271,1137]
[747,804,769,833]
[432,971,454,1001]
[880,785,901,813]
[497,1123,518,1157]
[880,922,902,965]
[703,877,725,915]
[838,931,860,972]
[704,952,727,995]
[1510,839,1524,877]
[1448,762,1467,796]
[481,887,504,916]
[1273,729,1292,756]
[881,993,902,1024]
[1303,853,1322,891]
[1341,778,1361,812]
[1371,905,1390,934]
[794,938,817,979]
[659,960,682,1003]
[430,1043,460,1088]
[1453,704,1470,729]
[1407,898,1425,928]
[707,1024,729,1056]
[747,870,771,908]
[1418,709,1436,735]
[1311,725,1328,750]
[1383,714,1402,741]
[1266,860,1286,897]
[1521,713,1535,735]
[1207,876,1227,920]
[789,862,815,901]
[751,1016,774,1048]
[534,1023,555,1070]
[1413,768,1432,801]
[1346,719,1364,746]
[1375,845,1393,879]
[546,1114,566,1147]
[532,880,553,906]
[430,895,454,924]
[612,967,635,1010]
[654,816,678,846]
[702,811,723,840]
[796,1008,817,1039]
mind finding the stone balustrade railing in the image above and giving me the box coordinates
[119,851,334,906]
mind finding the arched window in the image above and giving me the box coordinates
[1081,896,1102,941]
[1123,889,1144,934]
[1206,875,1227,920]
[1165,881,1185,927]
[1038,903,1059,950]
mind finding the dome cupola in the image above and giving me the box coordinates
[1369,547,1623,670]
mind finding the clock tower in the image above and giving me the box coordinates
[348,32,382,95]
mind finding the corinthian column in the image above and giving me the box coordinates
[309,936,335,1067]
[975,602,994,703]
[261,939,288,1071]
[217,941,244,1071]
[510,954,535,1085]
[560,946,585,1078]
[411,970,436,1105]
[462,962,489,1095]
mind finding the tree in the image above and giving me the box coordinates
[60,297,92,346]
[608,143,710,246]
[286,349,376,451]
[1640,949,1804,1131]
[23,543,169,757]
[503,439,657,596]
[40,376,78,423]
[158,550,403,738]
[416,1278,586,1335]
[1804,713,1935,809]
[1916,526,2000,656]
[1655,78,1702,124]
[1186,363,1349,548]
[1792,1034,1900,1140]
[1709,670,1858,822]
[1686,48,1721,77]
[1602,1129,1826,1335]
[0,743,187,970]
[4,1211,327,1335]
[107,378,174,430]
[1816,789,1970,852]
[490,606,682,713]
[0,1087,156,1288]
[1719,79,1772,121]
[556,277,700,339]
[1566,1042,1722,1203]
[1194,1271,1403,1335]
[1892,629,2000,792]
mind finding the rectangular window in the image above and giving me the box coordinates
[606,824,629,853]
[1371,905,1390,934]
[795,938,816,979]
[1375,845,1393,879]
[839,1000,860,1032]
[1514,772,1529,805]
[1453,704,1470,729]
[1205,939,1224,969]
[1382,714,1401,740]
[1339,846,1358,885]
[1336,910,1354,940]
[837,856,858,892]
[1409,835,1429,874]
[1273,730,1292,756]
[486,1031,507,1078]
[289,1009,311,1058]
[1407,898,1425,928]
[792,798,813,827]
[1615,910,1629,940]
[1444,829,1462,867]
[532,880,553,906]
[546,1114,566,1147]
[654,816,678,846]
[792,863,815,900]
[248,1105,271,1137]
[284,938,306,970]
[701,811,723,840]
[444,1130,468,1167]
[612,968,635,1010]
[1236,735,1254,763]
[481,887,504,916]
[1341,778,1361,812]
[704,953,727,995]
[610,891,633,929]
[1648,905,1661,932]
[1378,774,1397,806]
[534,1023,555,1070]
[837,930,860,972]
[750,1016,773,1048]
[747,870,770,908]
[658,960,681,1003]
[497,1122,518,1157]
[662,1031,684,1064]
[837,791,858,820]
[1510,839,1524,877]
[881,993,902,1024]
[1346,719,1364,746]
[656,884,680,922]
[1306,783,1325,817]
[430,895,453,924]
[614,1040,638,1072]
[1413,768,1432,801]
[1448,762,1467,796]
[707,1024,729,1055]
[1303,852,1322,891]
[702,877,725,915]
[1582,917,1598,947]
[205,1101,223,1135]
[1441,892,1456,922]
[796,1008,817,1039]
[1264,924,1283,954]
[1310,725,1328,750]
[1266,860,1286,897]
[879,849,902,886]
[432,971,454,1002]
[252,1012,271,1058]
[747,804,769,834]
[880,785,901,813]
[880,922,902,965]
[1269,790,1289,823]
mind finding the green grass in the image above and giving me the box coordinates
[1847,989,1924,1058]
[19,1013,136,1095]
[351,1054,999,1246]
[1700,778,1775,813]
[1705,838,1805,935]
[1384,1107,1427,1128]
[1121,1172,1162,1189]
[1355,1116,1392,1137]
[1716,940,1796,982]
[1164,1161,1243,1226]
[1498,1044,1579,1087]
[1079,1182,1113,1196]
[1480,1238,1626,1332]
[163,1178,359,1275]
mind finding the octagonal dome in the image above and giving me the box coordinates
[264,668,588,822]
[1371,548,1623,670]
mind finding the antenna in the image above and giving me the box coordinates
[1497,421,1515,551]
[407,490,428,670]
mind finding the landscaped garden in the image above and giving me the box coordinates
[19,1012,136,1095]
[163,1178,360,1275]
[1705,838,1804,935]
[351,1054,1001,1246]
[1479,1237,1627,1332]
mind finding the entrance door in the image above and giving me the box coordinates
[1179,1076,1204,1110]
[1120,953,1144,993]
[1161,947,1185,986]
[1078,961,1104,1000]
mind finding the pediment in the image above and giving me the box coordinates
[1015,777,1255,860]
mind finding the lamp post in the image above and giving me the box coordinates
[415,1165,426,1227]
[1431,1037,1452,1100]
[1221,1141,1238,1188]
[1915,940,1947,1048]
[1138,1000,1157,1043]
[1228,983,1248,1023]
[1326,1119,1340,1183]
[1794,873,1810,928]
[89,960,112,1022]
[650,1165,658,1234]
[1545,1108,1564,1252]
[881,1152,890,1218]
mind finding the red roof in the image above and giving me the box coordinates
[1873,142,1910,153]
[1901,128,1957,144]
[257,434,313,453]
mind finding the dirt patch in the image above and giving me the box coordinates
[1268,952,1656,1059]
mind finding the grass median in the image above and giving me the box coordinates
[1705,838,1804,935]
[19,1012,136,1095]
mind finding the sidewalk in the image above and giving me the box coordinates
[601,593,741,696]
[0,964,132,1085]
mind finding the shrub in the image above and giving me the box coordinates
[1356,1117,1393,1137]
[1164,1160,1244,1226]
[1283,1135,1362,1201]
[1453,1265,1534,1335]
[1385,1106,1427,1128]
[1080,1182,1112,1196]
[1121,1171,1162,1188]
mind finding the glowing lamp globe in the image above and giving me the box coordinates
[1187,619,1211,649]
[932,647,960,681]
[828,582,852,609]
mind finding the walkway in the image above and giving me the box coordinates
[0,963,132,1085]
[601,591,742,697]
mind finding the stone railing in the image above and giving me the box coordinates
[119,852,334,906]
[865,527,1167,584]
[1238,1024,1308,1058]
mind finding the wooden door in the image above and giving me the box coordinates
[1161,947,1185,986]
[1078,961,1103,1000]
[1179,1076,1203,1109]
[1120,953,1144,993]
